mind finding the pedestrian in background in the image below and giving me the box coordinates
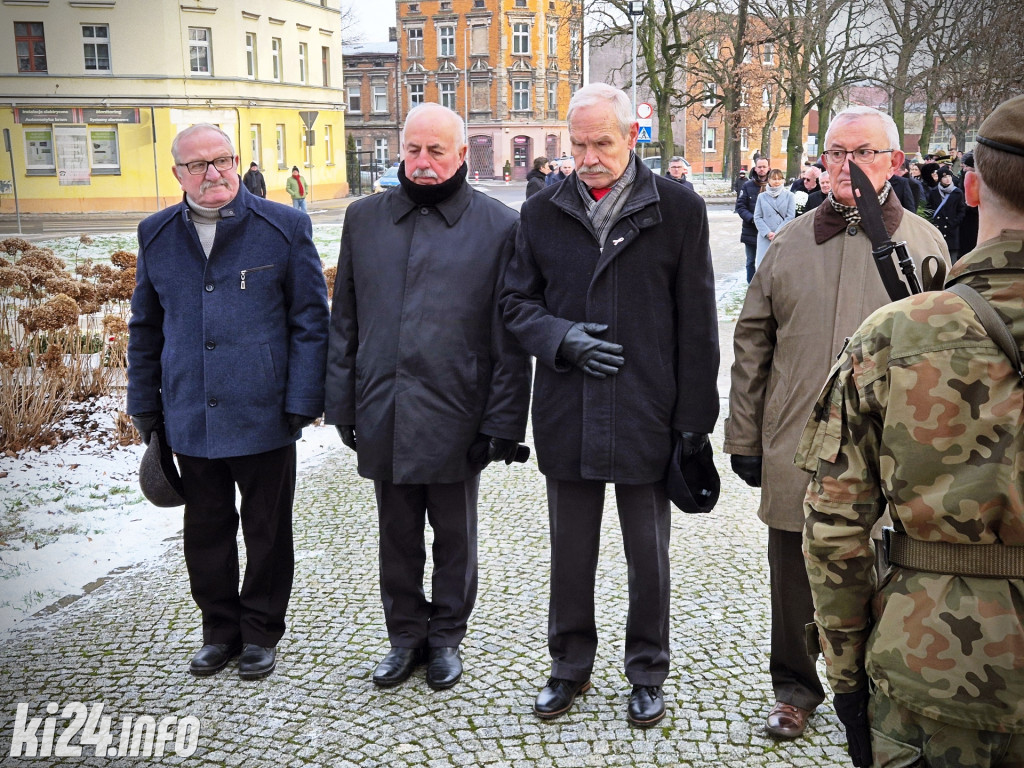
[502,82,719,729]
[958,150,979,254]
[325,103,531,692]
[242,161,266,198]
[548,157,574,186]
[804,170,830,211]
[753,168,796,271]
[286,166,308,211]
[665,156,694,190]
[735,157,771,282]
[526,156,551,198]
[127,124,329,681]
[929,167,968,262]
[733,168,747,194]
[725,105,949,743]
[801,94,1024,768]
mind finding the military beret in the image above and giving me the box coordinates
[977,94,1024,157]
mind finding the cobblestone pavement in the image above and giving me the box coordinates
[0,208,854,766]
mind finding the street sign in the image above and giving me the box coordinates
[637,124,652,143]
[299,110,319,128]
[637,102,653,120]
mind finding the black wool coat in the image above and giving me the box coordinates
[734,176,766,245]
[501,157,720,483]
[325,178,531,484]
[928,185,967,253]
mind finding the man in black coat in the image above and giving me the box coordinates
[502,83,719,728]
[242,161,267,198]
[325,103,531,692]
[735,156,771,281]
[929,167,968,261]
[526,156,551,198]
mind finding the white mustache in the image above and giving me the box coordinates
[577,163,612,175]
[200,178,231,193]
[411,167,439,179]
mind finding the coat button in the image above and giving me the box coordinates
[205,283,214,292]
[420,207,430,215]
[208,397,217,407]
[205,341,216,350]
[847,225,858,236]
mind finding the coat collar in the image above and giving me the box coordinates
[179,179,253,226]
[812,188,904,245]
[388,175,473,227]
[549,154,661,233]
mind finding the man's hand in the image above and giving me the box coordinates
[558,322,624,378]
[486,436,520,465]
[130,412,161,445]
[833,690,872,768]
[287,413,314,435]
[730,454,762,487]
[678,431,709,458]
[336,425,357,451]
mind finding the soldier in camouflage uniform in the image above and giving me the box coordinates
[799,94,1024,767]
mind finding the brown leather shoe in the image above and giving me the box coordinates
[765,701,811,738]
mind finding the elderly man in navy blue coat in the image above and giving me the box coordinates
[127,124,329,680]
[502,83,719,727]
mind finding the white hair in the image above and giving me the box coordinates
[171,123,235,163]
[567,83,633,137]
[824,106,900,151]
[401,102,466,149]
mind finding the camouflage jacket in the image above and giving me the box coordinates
[797,231,1024,733]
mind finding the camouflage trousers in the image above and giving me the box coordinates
[870,687,1024,767]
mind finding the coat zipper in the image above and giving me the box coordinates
[240,264,274,290]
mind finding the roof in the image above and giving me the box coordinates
[342,41,398,57]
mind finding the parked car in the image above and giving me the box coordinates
[373,165,400,193]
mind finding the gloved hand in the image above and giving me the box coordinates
[730,454,762,487]
[678,431,709,458]
[486,436,520,465]
[130,412,161,445]
[834,690,872,768]
[287,413,314,436]
[557,322,624,378]
[336,425,357,452]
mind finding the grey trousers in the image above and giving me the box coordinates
[546,478,672,687]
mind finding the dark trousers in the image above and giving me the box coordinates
[745,242,757,282]
[373,476,480,649]
[546,478,671,686]
[768,527,825,711]
[176,444,296,648]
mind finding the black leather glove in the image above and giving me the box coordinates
[130,412,161,445]
[486,436,520,465]
[336,425,357,451]
[557,322,624,378]
[730,454,763,487]
[287,413,314,436]
[678,431,708,458]
[834,690,872,768]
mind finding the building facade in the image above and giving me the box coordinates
[0,0,347,214]
[342,41,401,173]
[395,0,582,180]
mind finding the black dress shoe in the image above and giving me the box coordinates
[189,643,241,677]
[627,685,666,727]
[426,647,462,690]
[534,677,591,720]
[237,644,277,680]
[372,647,424,687]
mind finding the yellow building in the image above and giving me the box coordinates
[0,0,347,214]
[396,0,583,179]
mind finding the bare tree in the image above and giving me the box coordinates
[339,0,365,44]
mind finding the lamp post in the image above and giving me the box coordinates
[627,1,644,119]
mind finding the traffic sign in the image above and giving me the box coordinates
[299,110,319,128]
[637,102,653,120]
[637,125,652,143]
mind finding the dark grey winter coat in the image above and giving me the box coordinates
[324,178,531,484]
[501,157,720,483]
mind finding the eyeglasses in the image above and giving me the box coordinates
[176,156,235,175]
[822,148,895,165]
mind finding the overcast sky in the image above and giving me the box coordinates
[344,1,397,43]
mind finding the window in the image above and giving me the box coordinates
[762,42,774,66]
[347,84,362,112]
[324,124,333,165]
[15,22,46,73]
[372,84,388,112]
[298,43,307,84]
[474,0,485,7]
[780,128,789,152]
[408,28,423,58]
[85,126,119,173]
[440,81,456,110]
[702,84,716,107]
[24,126,54,172]
[275,124,285,168]
[513,80,531,111]
[271,37,281,81]
[375,138,388,167]
[321,46,330,86]
[409,83,425,108]
[762,87,771,107]
[548,22,557,56]
[739,87,748,107]
[512,23,529,55]
[740,127,749,152]
[472,81,489,110]
[245,33,256,78]
[707,41,719,60]
[570,25,580,64]
[704,126,716,151]
[302,129,312,166]
[189,27,211,75]
[547,84,557,112]
[470,25,488,55]
[82,25,110,73]
[438,25,454,58]
[249,125,262,167]
[441,1,452,9]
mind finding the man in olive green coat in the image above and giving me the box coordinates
[724,106,949,740]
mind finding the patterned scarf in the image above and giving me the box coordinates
[828,181,891,225]
[574,154,638,248]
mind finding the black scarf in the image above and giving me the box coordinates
[398,161,468,206]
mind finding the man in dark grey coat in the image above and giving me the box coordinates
[502,83,719,727]
[325,103,531,691]
[128,124,329,681]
